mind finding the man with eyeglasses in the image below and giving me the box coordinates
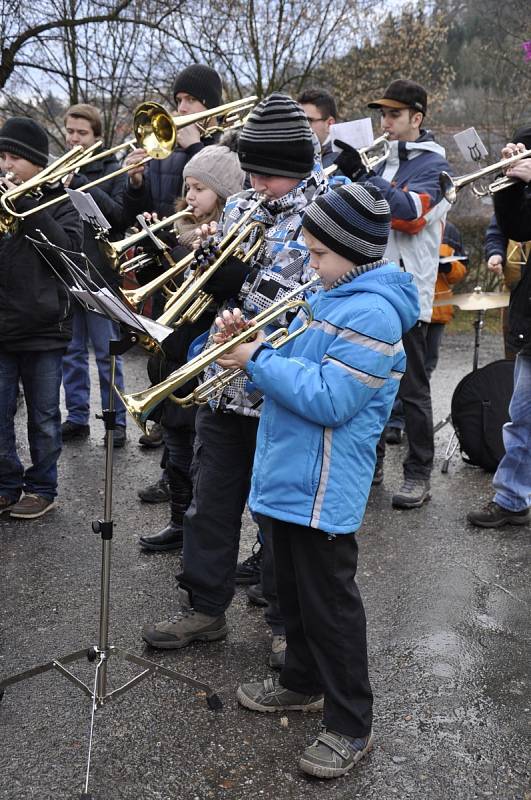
[298,88,338,169]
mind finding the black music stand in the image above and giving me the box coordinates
[0,235,222,800]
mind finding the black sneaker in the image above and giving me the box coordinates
[235,542,262,585]
[467,501,529,528]
[61,420,90,441]
[385,426,403,445]
[246,582,267,607]
[137,478,170,504]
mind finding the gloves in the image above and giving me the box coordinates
[191,238,251,302]
[334,140,372,181]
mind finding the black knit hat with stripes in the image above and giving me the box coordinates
[238,93,314,178]
[302,183,391,265]
[0,116,49,167]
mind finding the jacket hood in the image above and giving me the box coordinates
[326,262,419,333]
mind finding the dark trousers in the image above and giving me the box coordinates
[257,515,285,635]
[377,320,434,480]
[179,405,260,617]
[270,517,373,738]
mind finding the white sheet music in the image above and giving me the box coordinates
[330,118,374,152]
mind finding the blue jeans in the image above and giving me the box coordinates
[493,354,531,512]
[0,349,63,501]
[62,306,126,427]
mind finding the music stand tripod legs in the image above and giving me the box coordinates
[434,310,485,472]
[0,334,222,800]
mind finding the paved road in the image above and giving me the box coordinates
[0,330,529,800]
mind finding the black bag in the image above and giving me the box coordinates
[451,359,514,472]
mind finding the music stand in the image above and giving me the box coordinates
[432,288,510,472]
[0,234,222,800]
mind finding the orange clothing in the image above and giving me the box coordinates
[431,241,467,324]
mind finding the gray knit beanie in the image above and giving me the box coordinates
[182,145,245,199]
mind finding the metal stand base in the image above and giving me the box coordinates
[0,335,221,799]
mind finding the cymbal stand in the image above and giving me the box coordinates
[435,310,485,472]
[0,334,222,800]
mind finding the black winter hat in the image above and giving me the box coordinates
[302,183,391,266]
[0,116,49,167]
[237,93,314,179]
[368,79,428,116]
[172,65,223,110]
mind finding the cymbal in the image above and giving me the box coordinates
[433,291,510,311]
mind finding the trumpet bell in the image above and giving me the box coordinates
[439,171,457,204]
[133,102,176,159]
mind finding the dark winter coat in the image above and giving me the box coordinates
[68,150,127,289]
[0,185,83,351]
[493,182,531,356]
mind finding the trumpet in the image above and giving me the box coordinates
[0,96,257,230]
[101,208,195,272]
[117,277,319,433]
[440,147,531,203]
[359,132,390,170]
[156,197,266,327]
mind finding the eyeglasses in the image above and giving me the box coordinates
[306,116,327,124]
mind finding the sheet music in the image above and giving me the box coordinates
[70,287,174,342]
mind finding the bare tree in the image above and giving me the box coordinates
[167,0,378,99]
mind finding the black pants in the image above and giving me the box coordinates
[178,405,260,617]
[377,320,434,480]
[271,517,373,738]
[257,514,285,635]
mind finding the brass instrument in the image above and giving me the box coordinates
[102,208,195,272]
[117,276,319,433]
[358,132,390,170]
[155,197,266,327]
[120,249,196,309]
[440,148,531,203]
[0,96,257,230]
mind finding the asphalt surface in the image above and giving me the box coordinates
[0,328,529,800]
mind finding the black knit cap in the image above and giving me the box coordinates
[368,79,428,116]
[172,65,223,110]
[0,116,49,167]
[302,183,391,266]
[238,93,315,178]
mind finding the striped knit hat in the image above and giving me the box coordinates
[238,93,314,178]
[302,183,391,265]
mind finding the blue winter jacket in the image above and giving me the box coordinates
[247,262,419,534]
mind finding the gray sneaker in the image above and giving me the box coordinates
[300,728,373,778]
[392,478,431,509]
[237,676,323,712]
[269,634,286,669]
[142,608,227,650]
[10,494,55,519]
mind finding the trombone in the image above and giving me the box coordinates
[117,276,320,433]
[0,96,257,229]
[440,147,531,203]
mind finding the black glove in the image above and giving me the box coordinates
[334,140,372,181]
[203,253,251,302]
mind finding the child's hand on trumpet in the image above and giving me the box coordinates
[214,308,265,369]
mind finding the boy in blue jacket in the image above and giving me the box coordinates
[215,183,419,778]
